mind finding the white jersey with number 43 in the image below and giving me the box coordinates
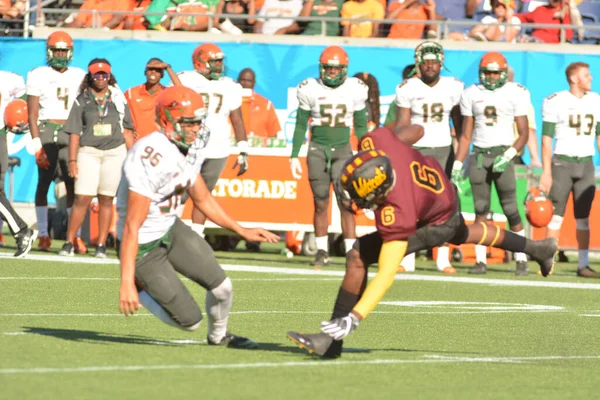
[177,71,243,159]
[26,66,86,121]
[542,90,600,158]
[297,77,368,129]
[460,82,531,148]
[0,71,26,131]
[394,76,464,148]
[123,132,199,244]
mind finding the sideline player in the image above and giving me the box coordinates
[287,126,557,358]
[539,62,600,278]
[289,45,368,266]
[452,52,531,276]
[119,86,279,347]
[177,43,249,239]
[393,41,464,273]
[26,31,86,252]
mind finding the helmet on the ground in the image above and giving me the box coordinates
[4,99,29,134]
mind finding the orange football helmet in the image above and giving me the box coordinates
[525,187,554,228]
[192,43,225,80]
[479,51,508,90]
[155,86,209,152]
[319,46,349,87]
[46,31,74,69]
[4,99,29,134]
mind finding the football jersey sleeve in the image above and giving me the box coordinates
[296,80,313,111]
[450,79,465,106]
[25,69,41,97]
[394,81,411,108]
[542,93,559,123]
[228,81,243,111]
[124,149,160,199]
[459,87,474,117]
[512,84,531,117]
[9,74,26,98]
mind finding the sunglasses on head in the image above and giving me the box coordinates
[92,72,110,80]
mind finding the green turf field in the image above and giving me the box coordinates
[2,240,600,399]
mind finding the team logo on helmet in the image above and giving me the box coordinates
[336,150,395,211]
[192,43,225,80]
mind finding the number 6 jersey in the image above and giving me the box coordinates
[542,90,600,157]
[460,82,531,148]
[26,66,86,121]
[394,76,464,148]
[123,132,199,244]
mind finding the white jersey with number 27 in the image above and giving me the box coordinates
[123,132,199,244]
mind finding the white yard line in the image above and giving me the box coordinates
[2,354,600,375]
[2,252,600,290]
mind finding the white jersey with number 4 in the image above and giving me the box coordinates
[460,82,531,148]
[178,71,243,159]
[26,66,86,121]
[123,132,198,244]
[542,90,600,158]
[0,71,26,131]
[297,77,368,129]
[394,76,464,148]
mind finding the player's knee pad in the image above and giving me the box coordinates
[576,217,590,231]
[548,215,564,231]
[210,277,233,302]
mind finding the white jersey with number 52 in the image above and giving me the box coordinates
[297,77,368,130]
[26,66,86,121]
[177,71,243,159]
[394,76,464,148]
[542,90,600,157]
[460,82,531,148]
[123,132,198,244]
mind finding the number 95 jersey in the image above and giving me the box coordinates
[26,66,86,121]
[123,132,198,245]
[394,76,464,148]
[297,77,368,132]
[460,82,531,148]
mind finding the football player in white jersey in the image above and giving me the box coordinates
[539,62,600,278]
[119,86,278,347]
[452,52,531,275]
[26,31,86,253]
[393,41,464,274]
[289,45,368,267]
[176,43,249,239]
[0,80,38,257]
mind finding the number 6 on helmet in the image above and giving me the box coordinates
[4,99,29,134]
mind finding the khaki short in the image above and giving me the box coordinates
[75,144,127,197]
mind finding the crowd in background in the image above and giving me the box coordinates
[1,0,600,43]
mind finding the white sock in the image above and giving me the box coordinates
[475,244,487,264]
[401,252,415,272]
[36,206,48,236]
[579,250,589,269]
[206,277,233,344]
[436,246,451,269]
[191,223,205,238]
[67,207,82,237]
[513,229,527,262]
[315,235,328,252]
[344,238,356,254]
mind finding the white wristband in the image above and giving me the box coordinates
[504,147,517,159]
[452,160,463,170]
[32,137,42,153]
[237,140,249,152]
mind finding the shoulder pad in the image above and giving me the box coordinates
[545,92,558,101]
[515,83,527,91]
[397,80,409,89]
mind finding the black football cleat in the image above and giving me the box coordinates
[530,238,558,277]
[515,261,529,276]
[468,262,487,274]
[287,331,342,358]
[14,228,38,258]
[207,332,258,349]
[310,250,330,267]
